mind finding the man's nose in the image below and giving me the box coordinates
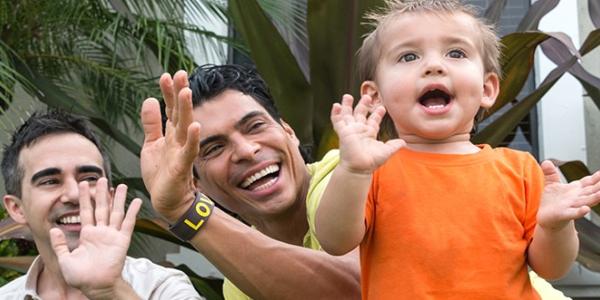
[231,135,260,162]
[60,178,80,203]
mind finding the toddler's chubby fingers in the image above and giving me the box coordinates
[353,94,372,123]
[579,171,600,189]
[367,105,387,129]
[340,94,355,119]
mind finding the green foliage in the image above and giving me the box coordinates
[227,0,600,272]
[0,0,228,297]
[228,0,600,156]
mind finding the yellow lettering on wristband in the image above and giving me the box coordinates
[184,218,205,230]
[196,201,211,217]
[182,201,213,230]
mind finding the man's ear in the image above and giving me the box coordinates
[3,195,27,225]
[481,72,500,109]
[360,80,383,106]
[280,120,300,146]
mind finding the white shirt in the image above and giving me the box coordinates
[0,256,204,300]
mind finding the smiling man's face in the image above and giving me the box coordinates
[192,89,309,224]
[4,133,104,255]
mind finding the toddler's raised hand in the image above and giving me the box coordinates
[537,160,600,230]
[331,94,405,174]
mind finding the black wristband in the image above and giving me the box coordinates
[168,193,215,241]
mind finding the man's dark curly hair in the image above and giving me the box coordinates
[189,64,281,122]
[188,64,313,161]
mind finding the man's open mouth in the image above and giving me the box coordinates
[418,88,452,109]
[239,164,280,191]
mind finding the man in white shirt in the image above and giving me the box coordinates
[0,111,202,300]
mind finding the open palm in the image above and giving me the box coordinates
[332,94,405,174]
[49,179,141,292]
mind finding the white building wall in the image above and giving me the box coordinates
[536,0,587,164]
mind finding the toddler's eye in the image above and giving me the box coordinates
[399,53,419,62]
[448,49,466,59]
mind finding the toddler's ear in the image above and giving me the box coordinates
[481,72,500,108]
[360,81,382,106]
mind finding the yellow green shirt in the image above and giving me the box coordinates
[222,150,339,300]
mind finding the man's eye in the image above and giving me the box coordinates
[39,178,59,186]
[248,121,266,133]
[399,53,419,62]
[448,49,466,59]
[201,144,224,159]
[81,176,99,183]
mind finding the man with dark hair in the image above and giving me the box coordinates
[1,111,202,299]
[141,64,360,299]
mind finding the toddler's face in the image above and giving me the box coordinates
[363,11,498,144]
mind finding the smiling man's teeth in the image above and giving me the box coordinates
[241,165,280,188]
[58,215,80,224]
[253,178,278,191]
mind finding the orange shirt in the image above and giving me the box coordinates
[361,145,542,299]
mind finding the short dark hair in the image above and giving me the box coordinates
[187,64,313,161]
[188,64,281,122]
[1,110,111,197]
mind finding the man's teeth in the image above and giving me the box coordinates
[252,178,278,191]
[241,165,279,188]
[58,215,80,224]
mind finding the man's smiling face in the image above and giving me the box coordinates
[192,89,309,223]
[5,133,104,255]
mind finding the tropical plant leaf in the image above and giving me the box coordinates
[580,29,600,57]
[229,0,313,145]
[473,53,576,146]
[483,32,548,119]
[541,29,600,110]
[516,0,559,32]
[483,0,508,26]
[307,0,385,156]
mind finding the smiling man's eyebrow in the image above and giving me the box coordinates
[234,111,266,131]
[199,111,266,149]
[77,165,104,176]
[31,168,61,184]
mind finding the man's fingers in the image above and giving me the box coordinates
[109,184,127,229]
[159,73,175,120]
[176,88,194,144]
[94,178,110,226]
[182,122,202,164]
[50,228,70,257]
[171,70,189,125]
[121,198,142,236]
[79,181,94,226]
[141,98,164,144]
